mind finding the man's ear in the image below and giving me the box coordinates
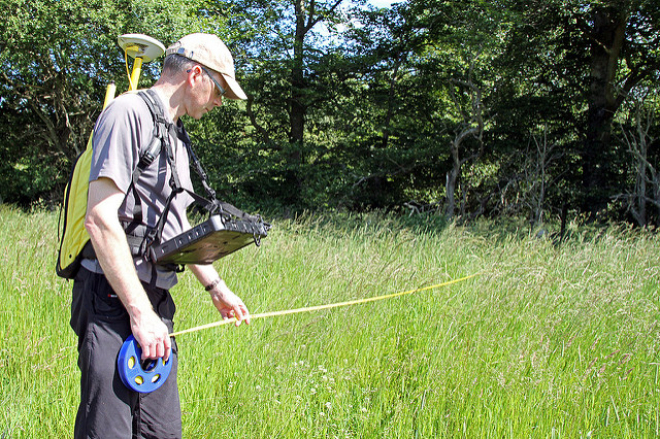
[186,65,203,88]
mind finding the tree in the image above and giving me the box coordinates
[617,89,660,227]
[0,0,204,205]
[506,0,660,216]
[225,0,354,143]
[211,0,370,208]
[383,0,509,219]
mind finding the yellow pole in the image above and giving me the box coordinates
[129,57,143,91]
[102,82,117,109]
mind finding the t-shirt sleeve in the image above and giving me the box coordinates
[89,95,149,193]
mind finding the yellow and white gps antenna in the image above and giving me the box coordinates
[117,33,166,92]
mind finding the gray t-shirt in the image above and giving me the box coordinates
[81,90,194,290]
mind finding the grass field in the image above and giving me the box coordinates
[1,205,659,438]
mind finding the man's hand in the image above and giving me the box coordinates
[129,307,172,361]
[187,263,251,327]
[209,279,251,326]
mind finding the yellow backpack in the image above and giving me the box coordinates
[56,84,118,279]
[56,138,94,279]
[55,87,174,279]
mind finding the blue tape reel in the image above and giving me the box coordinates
[117,335,172,394]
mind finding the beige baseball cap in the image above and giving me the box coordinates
[166,33,247,100]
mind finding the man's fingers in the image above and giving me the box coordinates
[155,341,165,359]
[241,307,251,325]
[138,335,171,361]
[140,343,152,361]
[164,337,171,362]
[233,305,251,326]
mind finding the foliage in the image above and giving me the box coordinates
[1,0,659,225]
[0,0,204,205]
[494,0,660,217]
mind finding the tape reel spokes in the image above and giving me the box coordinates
[117,335,172,394]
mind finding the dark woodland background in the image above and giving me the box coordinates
[2,0,659,228]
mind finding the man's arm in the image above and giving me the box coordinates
[187,263,251,326]
[85,177,172,360]
[180,216,251,326]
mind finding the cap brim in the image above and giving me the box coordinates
[222,75,248,100]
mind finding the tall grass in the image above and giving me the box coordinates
[1,205,659,437]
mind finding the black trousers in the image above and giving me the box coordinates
[70,266,181,439]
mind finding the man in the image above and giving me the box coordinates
[70,33,250,438]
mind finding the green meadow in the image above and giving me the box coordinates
[1,205,659,438]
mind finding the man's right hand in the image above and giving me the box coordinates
[130,308,172,362]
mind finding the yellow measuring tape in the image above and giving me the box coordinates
[169,273,479,337]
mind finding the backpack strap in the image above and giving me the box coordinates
[122,90,170,234]
[127,90,182,254]
[141,91,262,221]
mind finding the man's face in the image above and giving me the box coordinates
[187,65,226,119]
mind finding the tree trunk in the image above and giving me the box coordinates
[445,154,459,220]
[635,124,648,227]
[581,4,629,215]
[290,0,307,147]
[444,78,484,221]
[382,54,404,148]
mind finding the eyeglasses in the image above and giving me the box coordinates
[188,65,226,97]
[200,66,227,97]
